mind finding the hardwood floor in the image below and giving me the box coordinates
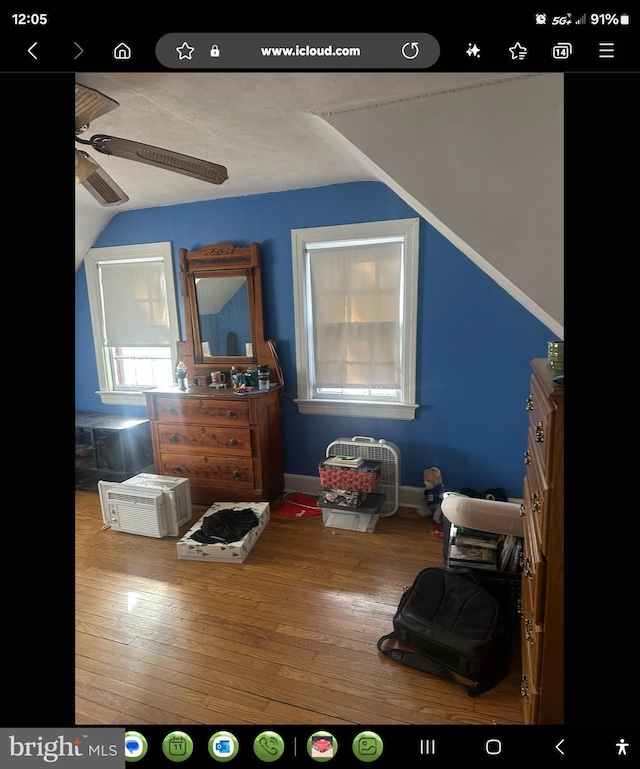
[75,490,524,726]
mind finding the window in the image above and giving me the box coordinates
[291,218,419,420]
[84,242,180,407]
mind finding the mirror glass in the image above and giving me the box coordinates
[195,275,253,358]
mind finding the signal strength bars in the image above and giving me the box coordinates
[575,13,587,24]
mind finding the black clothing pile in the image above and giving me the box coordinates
[190,507,260,544]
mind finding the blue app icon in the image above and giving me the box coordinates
[209,731,240,762]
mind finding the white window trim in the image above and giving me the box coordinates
[84,242,179,407]
[291,218,420,420]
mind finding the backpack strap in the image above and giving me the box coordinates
[376,632,480,697]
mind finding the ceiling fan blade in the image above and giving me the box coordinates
[75,83,119,132]
[75,149,129,207]
[88,134,229,185]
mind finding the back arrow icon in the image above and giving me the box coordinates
[555,738,565,755]
[27,42,37,60]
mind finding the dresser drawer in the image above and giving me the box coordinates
[520,577,543,700]
[521,501,547,625]
[525,375,556,480]
[520,628,540,725]
[524,439,551,552]
[157,453,255,489]
[152,395,250,426]
[155,423,252,457]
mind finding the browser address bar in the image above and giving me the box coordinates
[156,32,440,69]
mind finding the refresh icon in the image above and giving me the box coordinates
[402,41,420,59]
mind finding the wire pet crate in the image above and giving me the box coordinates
[326,436,400,518]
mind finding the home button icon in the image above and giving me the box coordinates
[485,738,502,755]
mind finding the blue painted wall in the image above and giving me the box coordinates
[75,181,553,497]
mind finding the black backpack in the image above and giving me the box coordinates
[377,567,511,696]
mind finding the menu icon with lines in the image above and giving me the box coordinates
[599,41,615,58]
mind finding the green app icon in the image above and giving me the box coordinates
[253,731,285,762]
[162,731,194,762]
[352,731,384,762]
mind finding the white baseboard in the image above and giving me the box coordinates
[284,474,522,509]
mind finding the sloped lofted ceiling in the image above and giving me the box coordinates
[75,71,563,333]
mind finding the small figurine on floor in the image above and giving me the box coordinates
[417,467,446,525]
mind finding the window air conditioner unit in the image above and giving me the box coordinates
[98,473,192,538]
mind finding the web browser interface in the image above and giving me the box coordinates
[4,8,635,765]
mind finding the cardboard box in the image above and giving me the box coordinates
[318,459,381,492]
[321,488,367,508]
[177,501,269,562]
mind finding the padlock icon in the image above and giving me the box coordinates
[210,44,220,57]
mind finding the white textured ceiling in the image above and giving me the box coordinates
[74,71,504,270]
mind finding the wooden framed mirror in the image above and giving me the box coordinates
[178,242,274,380]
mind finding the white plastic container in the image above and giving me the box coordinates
[318,492,385,533]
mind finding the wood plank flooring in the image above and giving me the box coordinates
[75,490,524,726]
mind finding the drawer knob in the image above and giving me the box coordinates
[535,421,544,442]
[227,410,237,420]
[168,407,178,415]
[524,450,531,466]
[229,438,238,447]
[233,469,241,480]
[170,433,180,443]
[171,465,182,473]
[525,395,534,411]
[524,617,534,643]
[531,491,540,514]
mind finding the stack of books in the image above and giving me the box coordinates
[498,534,524,573]
[447,523,524,573]
[321,455,363,468]
[447,524,501,571]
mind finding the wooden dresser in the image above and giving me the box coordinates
[520,358,564,724]
[145,385,284,505]
[148,241,286,506]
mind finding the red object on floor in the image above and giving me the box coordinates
[275,492,322,517]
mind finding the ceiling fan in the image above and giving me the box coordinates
[75,82,229,207]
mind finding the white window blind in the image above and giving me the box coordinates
[100,259,172,347]
[85,242,179,407]
[292,218,419,420]
[309,241,402,391]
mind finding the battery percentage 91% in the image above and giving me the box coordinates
[591,13,623,24]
